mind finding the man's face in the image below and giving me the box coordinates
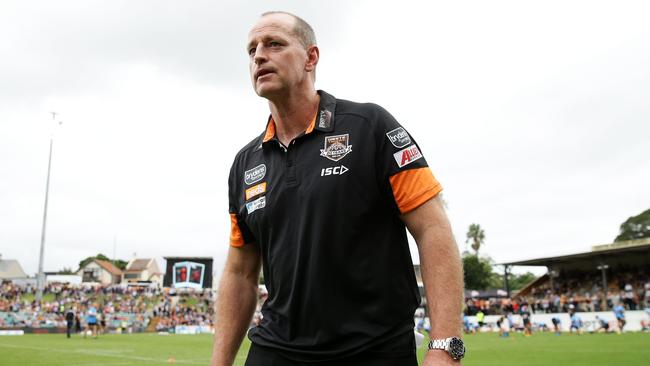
[247,14,310,98]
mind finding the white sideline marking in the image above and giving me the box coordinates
[0,343,207,365]
[70,361,132,366]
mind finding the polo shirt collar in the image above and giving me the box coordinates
[259,90,337,147]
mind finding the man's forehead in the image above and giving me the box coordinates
[247,14,296,42]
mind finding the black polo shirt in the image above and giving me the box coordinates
[228,90,442,361]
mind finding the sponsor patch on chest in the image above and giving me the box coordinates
[245,182,266,200]
[320,165,349,176]
[393,145,423,168]
[244,164,266,185]
[246,196,266,214]
[386,127,412,148]
[320,134,352,162]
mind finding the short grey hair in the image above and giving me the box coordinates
[261,11,317,49]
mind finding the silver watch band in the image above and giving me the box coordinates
[428,337,451,351]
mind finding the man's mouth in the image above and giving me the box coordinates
[255,69,274,80]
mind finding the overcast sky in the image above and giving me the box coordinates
[1,0,649,280]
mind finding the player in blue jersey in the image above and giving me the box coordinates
[569,311,582,335]
[613,302,625,333]
[86,304,98,338]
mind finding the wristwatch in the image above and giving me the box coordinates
[428,336,466,361]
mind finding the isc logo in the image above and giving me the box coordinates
[320,165,349,176]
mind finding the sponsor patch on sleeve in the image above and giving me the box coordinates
[393,145,423,168]
[386,127,412,148]
[245,182,266,200]
[246,196,266,214]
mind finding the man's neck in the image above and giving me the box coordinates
[268,88,320,147]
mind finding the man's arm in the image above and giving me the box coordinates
[210,243,262,366]
[401,195,464,365]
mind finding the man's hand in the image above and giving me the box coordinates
[210,244,261,366]
[423,350,462,366]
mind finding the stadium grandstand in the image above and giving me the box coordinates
[0,256,217,335]
[503,237,650,314]
[458,238,650,335]
[0,282,214,334]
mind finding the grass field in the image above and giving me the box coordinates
[0,332,648,365]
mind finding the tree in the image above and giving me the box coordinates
[615,208,650,242]
[462,254,494,290]
[57,267,75,274]
[509,272,537,291]
[489,271,537,291]
[465,223,485,256]
[78,253,126,270]
[113,259,128,270]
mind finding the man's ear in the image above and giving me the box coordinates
[305,45,319,72]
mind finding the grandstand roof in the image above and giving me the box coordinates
[501,238,650,269]
[0,258,28,279]
[125,258,152,272]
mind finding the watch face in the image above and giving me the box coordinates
[449,337,466,360]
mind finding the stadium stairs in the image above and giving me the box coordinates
[145,316,161,333]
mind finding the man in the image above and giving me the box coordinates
[521,306,532,337]
[476,309,485,328]
[641,308,650,332]
[211,11,464,366]
[499,314,511,338]
[551,316,561,335]
[86,304,98,339]
[569,311,582,335]
[65,306,75,338]
[595,315,610,333]
[613,302,626,333]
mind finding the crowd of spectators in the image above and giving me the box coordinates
[465,271,650,316]
[0,282,215,333]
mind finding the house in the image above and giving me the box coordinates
[122,258,162,286]
[0,255,28,280]
[76,259,122,285]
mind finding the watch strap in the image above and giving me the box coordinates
[428,337,450,351]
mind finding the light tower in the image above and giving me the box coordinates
[35,112,62,302]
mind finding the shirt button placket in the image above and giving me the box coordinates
[286,140,298,186]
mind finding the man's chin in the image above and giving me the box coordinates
[255,84,281,99]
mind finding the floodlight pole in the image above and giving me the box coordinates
[35,112,59,303]
[597,264,609,311]
[503,265,511,298]
[548,269,557,293]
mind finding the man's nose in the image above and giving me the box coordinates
[254,44,268,64]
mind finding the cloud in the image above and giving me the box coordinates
[1,0,649,279]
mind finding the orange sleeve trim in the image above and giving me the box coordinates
[389,167,442,214]
[262,119,276,143]
[229,213,245,247]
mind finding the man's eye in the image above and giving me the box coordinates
[248,47,257,56]
[269,41,281,47]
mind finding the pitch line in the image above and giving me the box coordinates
[0,343,206,365]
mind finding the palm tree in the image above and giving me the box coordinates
[466,223,485,256]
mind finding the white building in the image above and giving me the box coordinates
[122,258,163,286]
[76,259,123,285]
